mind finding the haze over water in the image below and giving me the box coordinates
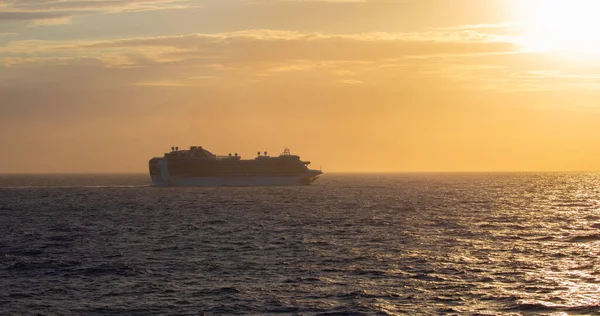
[2,173,600,315]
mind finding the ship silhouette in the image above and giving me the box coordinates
[149,146,322,186]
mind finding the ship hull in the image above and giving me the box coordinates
[151,173,321,187]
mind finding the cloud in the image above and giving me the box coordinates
[0,10,71,21]
[133,80,192,86]
[505,69,600,91]
[2,56,74,67]
[8,0,194,12]
[267,64,315,73]
[248,0,368,2]
[270,0,366,2]
[0,0,196,23]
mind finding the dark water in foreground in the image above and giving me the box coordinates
[1,173,600,315]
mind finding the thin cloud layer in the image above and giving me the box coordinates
[0,0,196,22]
[0,26,526,92]
[3,25,599,93]
[6,25,597,93]
[9,0,193,12]
[0,11,70,21]
[0,27,517,63]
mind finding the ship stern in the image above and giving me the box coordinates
[149,158,165,185]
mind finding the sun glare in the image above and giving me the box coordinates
[518,0,600,53]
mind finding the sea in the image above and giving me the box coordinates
[1,173,600,316]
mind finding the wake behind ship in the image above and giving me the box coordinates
[149,146,323,186]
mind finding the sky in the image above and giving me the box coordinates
[2,0,600,173]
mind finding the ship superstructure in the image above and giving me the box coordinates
[149,146,322,186]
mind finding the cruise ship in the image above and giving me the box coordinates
[149,146,323,186]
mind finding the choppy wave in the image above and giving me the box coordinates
[566,233,600,242]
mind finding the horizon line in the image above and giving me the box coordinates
[2,170,600,175]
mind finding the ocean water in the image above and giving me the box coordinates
[1,173,600,315]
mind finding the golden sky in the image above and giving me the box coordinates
[2,0,600,173]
